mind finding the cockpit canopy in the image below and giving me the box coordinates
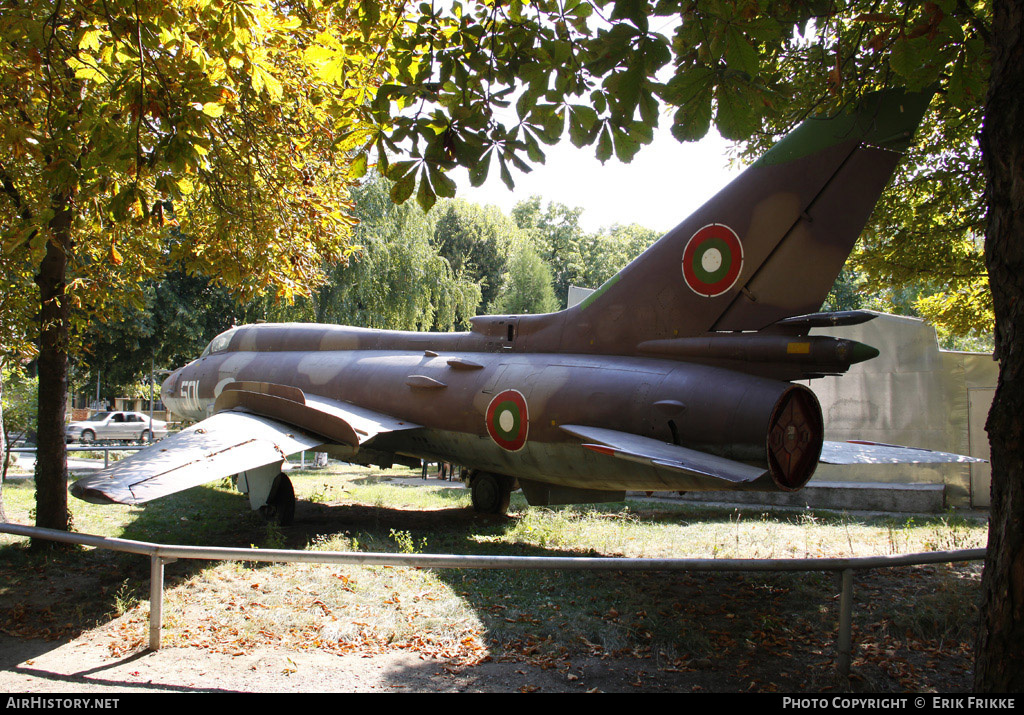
[200,327,239,357]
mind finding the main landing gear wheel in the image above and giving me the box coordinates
[261,473,296,526]
[470,472,512,515]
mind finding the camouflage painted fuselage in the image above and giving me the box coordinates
[161,321,824,494]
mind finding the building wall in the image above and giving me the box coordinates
[808,312,997,508]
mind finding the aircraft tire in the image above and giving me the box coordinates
[471,472,511,515]
[264,473,296,526]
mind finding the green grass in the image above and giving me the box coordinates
[0,462,989,689]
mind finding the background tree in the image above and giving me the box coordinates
[724,4,992,345]
[511,197,586,308]
[431,200,518,310]
[0,0,406,535]
[76,270,246,396]
[510,198,657,305]
[0,376,5,523]
[1,366,37,483]
[0,229,38,527]
[311,178,483,330]
[76,175,486,400]
[577,223,660,289]
[493,244,560,315]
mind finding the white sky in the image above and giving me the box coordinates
[452,123,745,235]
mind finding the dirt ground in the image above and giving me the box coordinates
[0,468,982,694]
[0,629,750,694]
[0,563,978,695]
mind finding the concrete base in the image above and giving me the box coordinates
[629,480,947,514]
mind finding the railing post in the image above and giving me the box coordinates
[837,567,854,678]
[149,555,176,651]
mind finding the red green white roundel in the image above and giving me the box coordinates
[681,223,744,298]
[486,389,529,451]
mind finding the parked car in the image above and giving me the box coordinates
[65,411,168,443]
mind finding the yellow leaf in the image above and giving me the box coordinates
[109,244,124,265]
[202,102,225,117]
[79,28,103,52]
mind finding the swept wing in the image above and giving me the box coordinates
[561,424,770,486]
[560,425,984,494]
[70,391,420,505]
[820,440,985,465]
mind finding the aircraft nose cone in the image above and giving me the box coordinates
[160,369,181,405]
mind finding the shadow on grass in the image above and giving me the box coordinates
[270,495,849,690]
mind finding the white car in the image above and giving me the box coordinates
[66,411,168,443]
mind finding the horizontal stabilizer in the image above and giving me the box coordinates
[69,412,324,505]
[561,424,768,484]
[820,440,985,465]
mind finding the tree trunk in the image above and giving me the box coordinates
[32,195,73,537]
[0,369,7,523]
[974,0,1024,691]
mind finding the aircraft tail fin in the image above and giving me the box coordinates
[535,90,932,354]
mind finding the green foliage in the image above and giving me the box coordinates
[493,245,560,315]
[431,200,519,310]
[0,0,394,318]
[0,253,36,364]
[309,177,483,332]
[821,269,866,314]
[577,223,660,289]
[717,1,992,340]
[846,93,991,342]
[510,197,658,307]
[511,197,586,307]
[76,270,247,394]
[389,528,427,554]
[1,364,37,444]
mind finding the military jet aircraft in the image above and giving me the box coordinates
[70,89,979,524]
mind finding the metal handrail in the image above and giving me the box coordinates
[7,445,148,469]
[0,521,986,676]
[8,446,148,451]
